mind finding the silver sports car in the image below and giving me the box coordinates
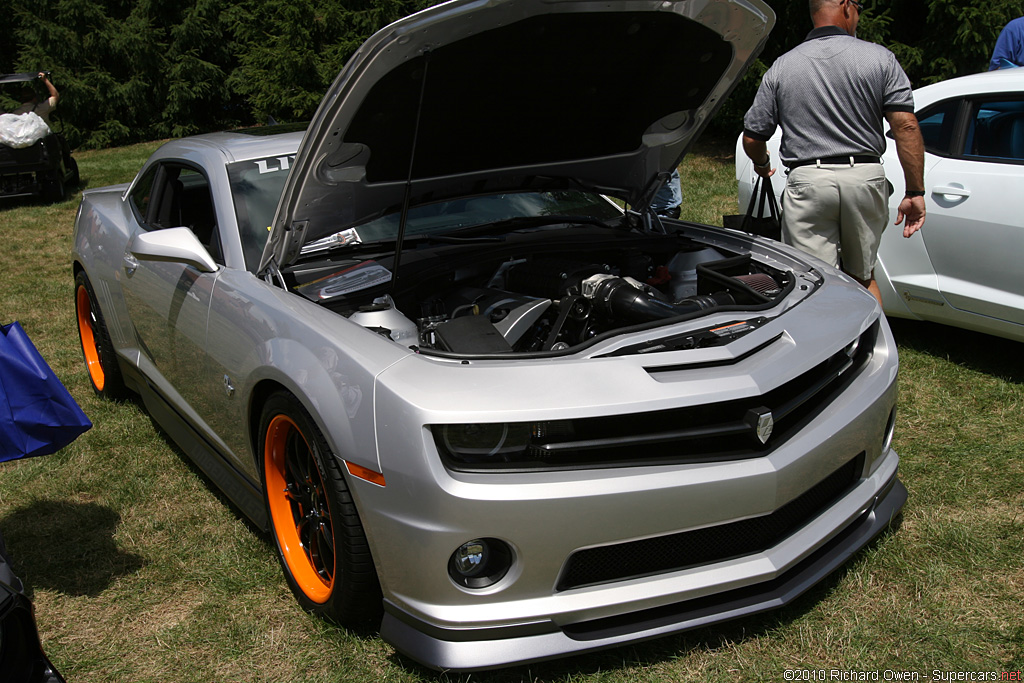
[72,0,905,671]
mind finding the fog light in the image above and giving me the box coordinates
[448,538,513,589]
[453,540,488,578]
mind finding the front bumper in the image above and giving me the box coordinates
[355,282,901,671]
[382,472,905,671]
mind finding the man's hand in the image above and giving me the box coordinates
[885,110,926,237]
[895,194,925,237]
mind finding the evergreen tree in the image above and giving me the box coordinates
[223,0,417,124]
[9,0,239,147]
[4,0,1021,149]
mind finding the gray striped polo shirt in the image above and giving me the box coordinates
[743,26,915,166]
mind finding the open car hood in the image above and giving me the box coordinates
[0,73,42,86]
[261,0,774,273]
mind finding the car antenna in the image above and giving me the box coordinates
[389,50,432,298]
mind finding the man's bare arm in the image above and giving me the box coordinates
[885,110,926,237]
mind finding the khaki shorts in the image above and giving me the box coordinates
[780,163,889,281]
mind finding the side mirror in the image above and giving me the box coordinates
[128,227,219,273]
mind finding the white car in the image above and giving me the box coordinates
[736,68,1024,343]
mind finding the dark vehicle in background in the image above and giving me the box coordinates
[0,533,65,683]
[0,73,78,202]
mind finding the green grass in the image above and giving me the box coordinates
[1,140,1022,682]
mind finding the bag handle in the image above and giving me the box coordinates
[742,175,779,232]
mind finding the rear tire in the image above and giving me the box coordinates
[75,270,128,400]
[260,392,382,627]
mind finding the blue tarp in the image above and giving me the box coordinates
[0,321,91,462]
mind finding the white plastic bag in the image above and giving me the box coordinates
[0,112,52,149]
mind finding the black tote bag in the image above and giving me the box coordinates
[723,175,781,240]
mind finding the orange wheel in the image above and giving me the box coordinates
[264,413,335,603]
[259,393,382,625]
[74,270,127,399]
[76,284,105,391]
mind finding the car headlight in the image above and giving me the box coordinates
[432,420,575,469]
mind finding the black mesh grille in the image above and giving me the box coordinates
[556,454,863,591]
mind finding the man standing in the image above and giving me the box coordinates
[741,0,925,306]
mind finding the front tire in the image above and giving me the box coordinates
[75,270,128,399]
[260,393,382,627]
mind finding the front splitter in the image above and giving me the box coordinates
[380,476,907,672]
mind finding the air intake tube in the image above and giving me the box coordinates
[582,274,734,324]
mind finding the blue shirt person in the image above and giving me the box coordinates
[989,17,1024,71]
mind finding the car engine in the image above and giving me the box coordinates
[311,238,793,357]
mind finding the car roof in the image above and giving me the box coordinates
[147,126,306,168]
[914,68,1024,108]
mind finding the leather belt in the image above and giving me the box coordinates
[787,155,881,169]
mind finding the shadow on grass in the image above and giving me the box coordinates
[140,408,269,541]
[0,499,144,597]
[887,318,1024,384]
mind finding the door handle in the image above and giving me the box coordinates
[123,251,139,275]
[931,185,971,200]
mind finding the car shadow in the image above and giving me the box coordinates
[886,318,1024,384]
[140,408,268,540]
[0,499,145,597]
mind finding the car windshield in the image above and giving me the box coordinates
[229,153,621,271]
[303,190,623,254]
[227,155,295,271]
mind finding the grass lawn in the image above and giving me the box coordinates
[0,139,1021,682]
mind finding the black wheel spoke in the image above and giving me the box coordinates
[310,520,334,581]
[296,515,311,545]
[286,436,308,482]
[317,518,335,556]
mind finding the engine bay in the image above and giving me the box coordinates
[288,228,795,357]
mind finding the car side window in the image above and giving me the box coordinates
[128,166,157,222]
[914,99,961,156]
[963,98,1024,163]
[135,162,224,265]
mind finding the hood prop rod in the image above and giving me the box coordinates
[389,50,432,299]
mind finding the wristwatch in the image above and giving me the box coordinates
[754,154,771,170]
[904,190,925,197]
